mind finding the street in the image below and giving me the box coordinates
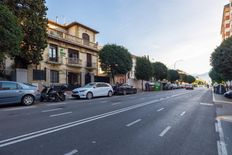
[0,88,220,155]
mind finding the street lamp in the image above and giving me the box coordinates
[174,59,183,69]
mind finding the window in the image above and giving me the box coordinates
[49,44,58,62]
[33,69,46,81]
[0,82,18,90]
[50,70,59,83]
[82,33,90,46]
[68,49,79,64]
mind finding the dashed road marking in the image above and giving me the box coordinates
[180,111,186,116]
[126,119,141,127]
[42,108,63,113]
[157,108,164,112]
[64,149,78,155]
[112,102,122,106]
[3,106,36,111]
[50,112,72,117]
[200,103,214,106]
[159,126,171,137]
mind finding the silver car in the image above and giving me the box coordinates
[0,81,41,106]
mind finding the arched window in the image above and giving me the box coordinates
[82,33,90,45]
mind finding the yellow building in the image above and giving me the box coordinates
[28,20,99,86]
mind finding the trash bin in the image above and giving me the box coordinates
[154,83,161,91]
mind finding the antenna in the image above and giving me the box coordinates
[56,16,59,23]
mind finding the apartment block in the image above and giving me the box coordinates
[28,20,99,86]
[221,2,232,40]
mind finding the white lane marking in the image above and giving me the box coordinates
[140,97,145,100]
[200,103,214,106]
[126,119,141,127]
[46,102,67,106]
[159,126,171,137]
[159,98,164,100]
[112,102,122,106]
[217,120,228,155]
[42,108,63,113]
[0,92,188,148]
[100,101,107,103]
[64,149,78,155]
[3,106,36,111]
[50,112,72,117]
[180,111,186,116]
[157,108,164,112]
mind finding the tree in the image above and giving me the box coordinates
[152,62,168,81]
[209,68,223,83]
[186,75,196,84]
[167,69,179,83]
[99,44,132,83]
[210,36,232,80]
[0,3,23,63]
[135,56,153,90]
[3,0,48,68]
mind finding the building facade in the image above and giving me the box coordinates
[221,2,232,40]
[28,20,99,86]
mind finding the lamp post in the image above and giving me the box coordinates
[174,59,183,70]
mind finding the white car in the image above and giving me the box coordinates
[72,82,113,99]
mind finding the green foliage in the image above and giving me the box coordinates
[152,62,168,81]
[186,75,196,84]
[3,0,48,68]
[99,44,132,80]
[209,68,223,83]
[210,36,232,80]
[167,69,179,82]
[0,3,23,62]
[135,56,153,81]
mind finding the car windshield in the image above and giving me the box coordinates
[83,83,95,88]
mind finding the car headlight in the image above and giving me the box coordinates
[79,90,87,92]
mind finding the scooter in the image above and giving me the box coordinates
[40,85,66,102]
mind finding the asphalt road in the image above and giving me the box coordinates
[0,88,220,155]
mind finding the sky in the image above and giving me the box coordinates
[46,0,228,75]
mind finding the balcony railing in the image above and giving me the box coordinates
[46,57,62,65]
[86,62,97,69]
[67,58,82,67]
[47,28,98,50]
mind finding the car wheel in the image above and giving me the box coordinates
[86,92,93,99]
[108,91,113,97]
[134,90,137,94]
[22,95,34,106]
[123,90,127,95]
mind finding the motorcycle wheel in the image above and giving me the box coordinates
[60,93,66,101]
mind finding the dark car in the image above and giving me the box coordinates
[0,81,41,106]
[224,90,232,99]
[113,83,137,95]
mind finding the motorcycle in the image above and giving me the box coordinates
[40,85,66,102]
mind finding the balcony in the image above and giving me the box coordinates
[46,57,62,65]
[86,62,97,69]
[47,28,98,50]
[67,58,82,67]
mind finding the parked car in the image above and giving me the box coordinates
[113,83,137,95]
[0,81,41,106]
[224,90,232,99]
[72,82,113,99]
[185,84,194,90]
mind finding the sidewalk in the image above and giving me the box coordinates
[213,91,232,155]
